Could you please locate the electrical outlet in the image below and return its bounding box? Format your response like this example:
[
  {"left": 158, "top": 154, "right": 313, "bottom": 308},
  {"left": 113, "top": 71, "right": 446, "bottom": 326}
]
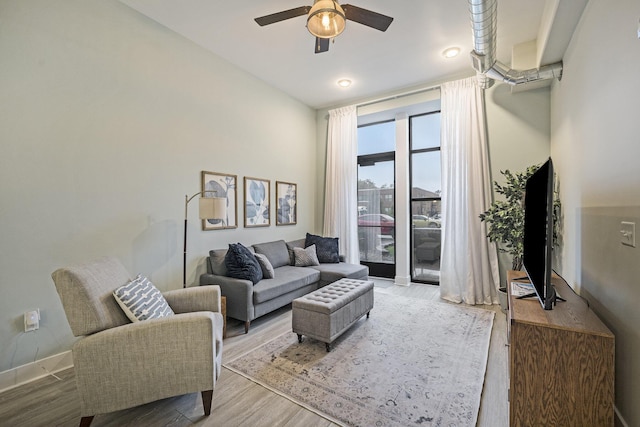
[
  {"left": 24, "top": 309, "right": 40, "bottom": 332},
  {"left": 621, "top": 221, "right": 636, "bottom": 247}
]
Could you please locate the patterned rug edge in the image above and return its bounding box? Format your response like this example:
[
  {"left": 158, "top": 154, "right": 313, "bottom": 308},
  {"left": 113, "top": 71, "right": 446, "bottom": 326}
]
[
  {"left": 471, "top": 312, "right": 494, "bottom": 426},
  {"left": 223, "top": 349, "right": 345, "bottom": 426}
]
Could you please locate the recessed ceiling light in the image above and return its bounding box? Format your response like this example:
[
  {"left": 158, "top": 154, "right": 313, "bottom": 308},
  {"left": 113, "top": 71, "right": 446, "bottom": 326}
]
[
  {"left": 337, "top": 79, "right": 352, "bottom": 88},
  {"left": 442, "top": 47, "right": 461, "bottom": 58}
]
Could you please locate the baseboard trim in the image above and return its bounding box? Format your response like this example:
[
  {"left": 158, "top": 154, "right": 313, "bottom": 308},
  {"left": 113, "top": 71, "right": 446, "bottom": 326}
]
[
  {"left": 394, "top": 275, "right": 411, "bottom": 286},
  {"left": 615, "top": 405, "right": 629, "bottom": 427},
  {"left": 0, "top": 351, "right": 73, "bottom": 393}
]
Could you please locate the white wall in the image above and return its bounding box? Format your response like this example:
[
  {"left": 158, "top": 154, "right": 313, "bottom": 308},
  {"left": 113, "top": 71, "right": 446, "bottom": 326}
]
[
  {"left": 0, "top": 0, "right": 317, "bottom": 376},
  {"left": 485, "top": 84, "right": 552, "bottom": 282},
  {"left": 550, "top": 0, "right": 640, "bottom": 424}
]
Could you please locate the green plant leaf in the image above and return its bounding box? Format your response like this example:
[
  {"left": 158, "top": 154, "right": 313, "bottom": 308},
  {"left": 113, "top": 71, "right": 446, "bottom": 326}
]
[{"left": 479, "top": 163, "right": 560, "bottom": 264}]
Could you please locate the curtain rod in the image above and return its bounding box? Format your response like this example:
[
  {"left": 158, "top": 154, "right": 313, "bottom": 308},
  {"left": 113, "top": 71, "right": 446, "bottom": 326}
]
[{"left": 356, "top": 85, "right": 441, "bottom": 109}]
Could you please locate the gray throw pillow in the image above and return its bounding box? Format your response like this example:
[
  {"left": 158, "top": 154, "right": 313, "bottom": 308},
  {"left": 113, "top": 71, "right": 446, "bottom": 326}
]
[
  {"left": 294, "top": 244, "right": 320, "bottom": 267},
  {"left": 305, "top": 233, "right": 340, "bottom": 263},
  {"left": 286, "top": 239, "right": 306, "bottom": 265},
  {"left": 254, "top": 253, "right": 275, "bottom": 279}
]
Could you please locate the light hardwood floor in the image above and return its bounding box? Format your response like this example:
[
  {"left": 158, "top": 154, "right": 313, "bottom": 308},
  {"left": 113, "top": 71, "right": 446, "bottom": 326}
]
[{"left": 0, "top": 280, "right": 508, "bottom": 427}]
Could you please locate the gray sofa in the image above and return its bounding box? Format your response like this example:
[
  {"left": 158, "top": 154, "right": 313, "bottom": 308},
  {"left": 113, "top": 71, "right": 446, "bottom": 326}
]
[{"left": 200, "top": 238, "right": 368, "bottom": 333}]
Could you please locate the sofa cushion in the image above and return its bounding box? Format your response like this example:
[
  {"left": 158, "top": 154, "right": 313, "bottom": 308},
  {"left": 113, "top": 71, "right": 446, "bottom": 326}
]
[
  {"left": 254, "top": 253, "right": 275, "bottom": 279},
  {"left": 305, "top": 233, "right": 340, "bottom": 263},
  {"left": 311, "top": 262, "right": 369, "bottom": 284},
  {"left": 253, "top": 240, "right": 290, "bottom": 269},
  {"left": 294, "top": 244, "right": 320, "bottom": 267},
  {"left": 286, "top": 239, "right": 306, "bottom": 265},
  {"left": 113, "top": 274, "right": 174, "bottom": 322},
  {"left": 208, "top": 249, "right": 229, "bottom": 276},
  {"left": 252, "top": 266, "right": 320, "bottom": 304},
  {"left": 225, "top": 243, "right": 263, "bottom": 284}
]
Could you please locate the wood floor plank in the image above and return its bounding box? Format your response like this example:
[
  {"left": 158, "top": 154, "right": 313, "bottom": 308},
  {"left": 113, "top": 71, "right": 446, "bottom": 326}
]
[{"left": 0, "top": 280, "right": 508, "bottom": 427}]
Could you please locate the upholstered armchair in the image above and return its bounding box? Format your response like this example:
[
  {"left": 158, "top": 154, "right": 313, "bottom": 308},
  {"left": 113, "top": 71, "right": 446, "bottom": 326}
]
[{"left": 52, "top": 257, "right": 223, "bottom": 427}]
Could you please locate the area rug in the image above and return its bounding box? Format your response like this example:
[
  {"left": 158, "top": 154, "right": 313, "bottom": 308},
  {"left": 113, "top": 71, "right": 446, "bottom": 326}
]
[{"left": 224, "top": 292, "right": 495, "bottom": 427}]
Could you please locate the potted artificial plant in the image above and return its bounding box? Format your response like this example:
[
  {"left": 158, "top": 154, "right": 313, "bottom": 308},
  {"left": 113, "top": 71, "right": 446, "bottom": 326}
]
[
  {"left": 479, "top": 164, "right": 560, "bottom": 310},
  {"left": 479, "top": 165, "right": 539, "bottom": 272}
]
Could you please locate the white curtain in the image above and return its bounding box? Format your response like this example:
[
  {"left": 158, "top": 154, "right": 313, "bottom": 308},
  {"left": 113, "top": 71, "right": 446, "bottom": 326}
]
[
  {"left": 440, "top": 77, "right": 499, "bottom": 305},
  {"left": 324, "top": 105, "right": 360, "bottom": 264}
]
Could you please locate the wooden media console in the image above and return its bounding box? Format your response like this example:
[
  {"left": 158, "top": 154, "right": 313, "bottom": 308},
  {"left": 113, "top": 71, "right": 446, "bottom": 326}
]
[{"left": 506, "top": 270, "right": 615, "bottom": 426}]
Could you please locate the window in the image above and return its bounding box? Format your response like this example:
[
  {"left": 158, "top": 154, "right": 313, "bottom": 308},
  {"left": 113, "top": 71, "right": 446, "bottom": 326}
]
[{"left": 410, "top": 112, "right": 442, "bottom": 283}]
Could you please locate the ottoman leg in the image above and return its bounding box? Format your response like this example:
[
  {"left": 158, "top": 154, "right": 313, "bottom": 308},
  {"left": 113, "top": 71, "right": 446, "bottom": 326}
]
[
  {"left": 366, "top": 311, "right": 370, "bottom": 319},
  {"left": 297, "top": 334, "right": 303, "bottom": 343},
  {"left": 325, "top": 343, "right": 331, "bottom": 352}
]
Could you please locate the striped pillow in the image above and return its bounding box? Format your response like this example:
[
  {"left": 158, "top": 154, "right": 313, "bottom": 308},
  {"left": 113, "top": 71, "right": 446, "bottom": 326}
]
[{"left": 113, "top": 275, "right": 174, "bottom": 322}]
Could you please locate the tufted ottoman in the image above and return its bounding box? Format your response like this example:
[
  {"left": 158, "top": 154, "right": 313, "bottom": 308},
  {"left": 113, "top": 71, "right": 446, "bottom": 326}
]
[{"left": 292, "top": 278, "right": 374, "bottom": 351}]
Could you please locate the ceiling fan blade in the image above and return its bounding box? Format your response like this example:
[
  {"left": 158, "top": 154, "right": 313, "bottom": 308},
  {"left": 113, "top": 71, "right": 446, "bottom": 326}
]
[
  {"left": 342, "top": 4, "right": 393, "bottom": 32},
  {"left": 255, "top": 6, "right": 310, "bottom": 26},
  {"left": 315, "top": 37, "right": 330, "bottom": 54}
]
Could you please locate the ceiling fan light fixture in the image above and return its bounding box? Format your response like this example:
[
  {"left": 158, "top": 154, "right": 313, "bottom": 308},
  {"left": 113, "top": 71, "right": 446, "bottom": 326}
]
[{"left": 307, "top": 0, "right": 346, "bottom": 39}]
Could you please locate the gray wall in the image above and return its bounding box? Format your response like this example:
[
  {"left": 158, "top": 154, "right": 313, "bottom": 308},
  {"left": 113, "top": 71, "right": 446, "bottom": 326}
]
[
  {"left": 0, "top": 0, "right": 317, "bottom": 374},
  {"left": 550, "top": 0, "right": 640, "bottom": 425}
]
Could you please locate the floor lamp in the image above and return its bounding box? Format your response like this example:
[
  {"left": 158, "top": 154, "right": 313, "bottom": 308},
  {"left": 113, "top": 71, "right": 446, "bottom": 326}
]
[{"left": 183, "top": 191, "right": 226, "bottom": 287}]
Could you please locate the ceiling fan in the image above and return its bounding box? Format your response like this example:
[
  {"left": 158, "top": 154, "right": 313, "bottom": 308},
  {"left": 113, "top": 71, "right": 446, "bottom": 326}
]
[{"left": 255, "top": 0, "right": 393, "bottom": 54}]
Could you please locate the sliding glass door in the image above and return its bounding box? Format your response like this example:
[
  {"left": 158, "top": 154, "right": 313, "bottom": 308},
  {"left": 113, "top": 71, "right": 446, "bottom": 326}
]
[
  {"left": 356, "top": 106, "right": 441, "bottom": 282},
  {"left": 357, "top": 121, "right": 395, "bottom": 278}
]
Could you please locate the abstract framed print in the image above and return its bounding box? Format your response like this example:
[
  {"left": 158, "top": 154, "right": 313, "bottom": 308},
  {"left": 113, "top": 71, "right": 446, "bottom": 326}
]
[
  {"left": 244, "top": 177, "right": 270, "bottom": 228},
  {"left": 276, "top": 181, "right": 297, "bottom": 226},
  {"left": 201, "top": 171, "right": 238, "bottom": 230}
]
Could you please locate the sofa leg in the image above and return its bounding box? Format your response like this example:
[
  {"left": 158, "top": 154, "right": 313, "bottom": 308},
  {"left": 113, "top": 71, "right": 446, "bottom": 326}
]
[
  {"left": 79, "top": 416, "right": 94, "bottom": 427},
  {"left": 244, "top": 321, "right": 250, "bottom": 334},
  {"left": 201, "top": 390, "right": 213, "bottom": 416}
]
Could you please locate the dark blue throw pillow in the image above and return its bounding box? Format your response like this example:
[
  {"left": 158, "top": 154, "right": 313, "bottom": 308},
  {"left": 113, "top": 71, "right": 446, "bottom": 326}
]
[
  {"left": 224, "top": 243, "right": 263, "bottom": 284},
  {"left": 305, "top": 233, "right": 340, "bottom": 264}
]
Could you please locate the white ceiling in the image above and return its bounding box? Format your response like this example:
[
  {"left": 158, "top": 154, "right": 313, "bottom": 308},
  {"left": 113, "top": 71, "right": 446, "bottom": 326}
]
[{"left": 119, "top": 0, "right": 585, "bottom": 109}]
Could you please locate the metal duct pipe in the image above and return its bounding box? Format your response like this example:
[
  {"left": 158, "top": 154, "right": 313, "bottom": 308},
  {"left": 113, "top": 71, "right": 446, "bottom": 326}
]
[
  {"left": 469, "top": 0, "right": 563, "bottom": 89},
  {"left": 485, "top": 61, "right": 563, "bottom": 85},
  {"left": 469, "top": 0, "right": 497, "bottom": 89}
]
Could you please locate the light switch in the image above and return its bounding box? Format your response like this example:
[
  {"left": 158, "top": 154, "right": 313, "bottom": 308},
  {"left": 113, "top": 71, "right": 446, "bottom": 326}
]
[{"left": 621, "top": 221, "right": 636, "bottom": 247}]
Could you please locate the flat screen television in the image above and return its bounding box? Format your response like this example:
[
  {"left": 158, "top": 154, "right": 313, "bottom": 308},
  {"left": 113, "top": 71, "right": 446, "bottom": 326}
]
[{"left": 521, "top": 158, "right": 559, "bottom": 310}]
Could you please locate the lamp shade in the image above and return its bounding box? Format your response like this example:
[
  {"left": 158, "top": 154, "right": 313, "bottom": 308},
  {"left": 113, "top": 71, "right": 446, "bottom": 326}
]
[
  {"left": 307, "top": 0, "right": 346, "bottom": 39},
  {"left": 198, "top": 197, "right": 226, "bottom": 220}
]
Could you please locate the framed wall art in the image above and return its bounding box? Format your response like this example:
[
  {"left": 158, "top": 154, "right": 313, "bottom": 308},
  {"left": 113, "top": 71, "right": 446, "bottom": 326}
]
[
  {"left": 276, "top": 181, "right": 297, "bottom": 226},
  {"left": 201, "top": 171, "right": 237, "bottom": 230},
  {"left": 244, "top": 177, "right": 270, "bottom": 227}
]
